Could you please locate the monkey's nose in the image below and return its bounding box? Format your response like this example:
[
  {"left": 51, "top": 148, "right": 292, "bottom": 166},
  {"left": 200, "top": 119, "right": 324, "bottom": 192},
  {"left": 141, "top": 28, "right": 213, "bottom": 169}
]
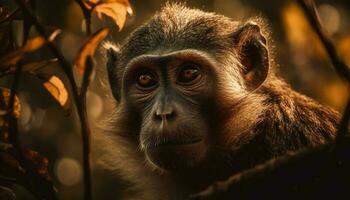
[{"left": 154, "top": 107, "right": 176, "bottom": 122}]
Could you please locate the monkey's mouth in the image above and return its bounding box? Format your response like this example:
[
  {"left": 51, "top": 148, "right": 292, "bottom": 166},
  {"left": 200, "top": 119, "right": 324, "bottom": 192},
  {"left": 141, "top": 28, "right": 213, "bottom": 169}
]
[
  {"left": 144, "top": 136, "right": 207, "bottom": 170},
  {"left": 148, "top": 137, "right": 203, "bottom": 149},
  {"left": 150, "top": 138, "right": 202, "bottom": 148}
]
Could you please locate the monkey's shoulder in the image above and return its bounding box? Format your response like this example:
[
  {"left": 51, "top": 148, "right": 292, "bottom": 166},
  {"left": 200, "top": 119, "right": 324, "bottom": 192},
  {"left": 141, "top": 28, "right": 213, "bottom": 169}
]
[{"left": 258, "top": 80, "right": 340, "bottom": 150}]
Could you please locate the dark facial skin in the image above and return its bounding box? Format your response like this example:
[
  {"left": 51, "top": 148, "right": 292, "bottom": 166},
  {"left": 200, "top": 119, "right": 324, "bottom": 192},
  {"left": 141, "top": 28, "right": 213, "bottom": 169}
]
[
  {"left": 107, "top": 20, "right": 270, "bottom": 172},
  {"left": 122, "top": 50, "right": 217, "bottom": 170},
  {"left": 106, "top": 9, "right": 271, "bottom": 173}
]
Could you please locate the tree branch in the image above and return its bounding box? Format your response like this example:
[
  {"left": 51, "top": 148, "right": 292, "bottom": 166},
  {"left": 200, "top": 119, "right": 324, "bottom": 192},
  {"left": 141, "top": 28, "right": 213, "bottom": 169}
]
[
  {"left": 12, "top": 0, "right": 93, "bottom": 200},
  {"left": 0, "top": 8, "right": 20, "bottom": 25},
  {"left": 296, "top": 0, "right": 350, "bottom": 142},
  {"left": 296, "top": 0, "right": 350, "bottom": 82},
  {"left": 74, "top": 0, "right": 92, "bottom": 35},
  {"left": 189, "top": 139, "right": 350, "bottom": 200}
]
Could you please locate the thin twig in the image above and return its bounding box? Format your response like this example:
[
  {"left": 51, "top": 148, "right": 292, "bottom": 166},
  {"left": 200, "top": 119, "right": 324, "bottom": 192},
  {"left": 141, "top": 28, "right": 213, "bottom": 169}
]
[
  {"left": 6, "top": 63, "right": 57, "bottom": 200},
  {"left": 74, "top": 0, "right": 92, "bottom": 35},
  {"left": 79, "top": 56, "right": 94, "bottom": 200},
  {"left": 80, "top": 57, "right": 93, "bottom": 97},
  {"left": 0, "top": 7, "right": 20, "bottom": 25},
  {"left": 296, "top": 0, "right": 350, "bottom": 141},
  {"left": 13, "top": 0, "right": 93, "bottom": 200},
  {"left": 6, "top": 54, "right": 57, "bottom": 200},
  {"left": 296, "top": 0, "right": 350, "bottom": 82},
  {"left": 336, "top": 98, "right": 350, "bottom": 143},
  {"left": 7, "top": 62, "right": 22, "bottom": 148}
]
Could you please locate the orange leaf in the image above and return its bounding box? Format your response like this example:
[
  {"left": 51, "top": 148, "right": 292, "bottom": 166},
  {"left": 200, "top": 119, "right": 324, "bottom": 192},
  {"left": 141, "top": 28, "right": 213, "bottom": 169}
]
[
  {"left": 39, "top": 75, "right": 69, "bottom": 108},
  {"left": 0, "top": 87, "right": 21, "bottom": 118},
  {"left": 86, "top": 0, "right": 132, "bottom": 31},
  {"left": 23, "top": 149, "right": 50, "bottom": 180},
  {"left": 0, "top": 30, "right": 60, "bottom": 72},
  {"left": 22, "top": 37, "right": 46, "bottom": 52},
  {"left": 75, "top": 28, "right": 109, "bottom": 75},
  {"left": 0, "top": 36, "right": 46, "bottom": 70}
]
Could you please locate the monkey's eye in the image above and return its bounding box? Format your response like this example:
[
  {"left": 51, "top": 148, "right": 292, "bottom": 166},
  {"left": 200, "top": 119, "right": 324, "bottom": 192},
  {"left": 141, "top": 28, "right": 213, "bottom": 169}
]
[
  {"left": 177, "top": 64, "right": 201, "bottom": 84},
  {"left": 136, "top": 71, "right": 158, "bottom": 89}
]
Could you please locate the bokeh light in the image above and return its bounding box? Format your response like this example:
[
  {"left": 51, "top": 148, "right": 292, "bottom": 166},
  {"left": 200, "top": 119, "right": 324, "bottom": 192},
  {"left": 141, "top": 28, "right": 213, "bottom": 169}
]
[
  {"left": 55, "top": 158, "right": 82, "bottom": 186},
  {"left": 87, "top": 91, "right": 104, "bottom": 120},
  {"left": 317, "top": 4, "right": 341, "bottom": 35}
]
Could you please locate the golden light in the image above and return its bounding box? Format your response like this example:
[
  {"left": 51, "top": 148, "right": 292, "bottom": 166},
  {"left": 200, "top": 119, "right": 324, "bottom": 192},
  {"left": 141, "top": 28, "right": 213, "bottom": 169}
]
[
  {"left": 87, "top": 91, "right": 104, "bottom": 120},
  {"left": 317, "top": 4, "right": 340, "bottom": 35},
  {"left": 55, "top": 158, "right": 82, "bottom": 186}
]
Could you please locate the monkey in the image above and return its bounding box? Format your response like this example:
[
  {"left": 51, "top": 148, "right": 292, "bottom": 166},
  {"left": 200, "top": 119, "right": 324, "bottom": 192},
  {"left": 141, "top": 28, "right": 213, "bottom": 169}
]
[{"left": 92, "top": 3, "right": 341, "bottom": 200}]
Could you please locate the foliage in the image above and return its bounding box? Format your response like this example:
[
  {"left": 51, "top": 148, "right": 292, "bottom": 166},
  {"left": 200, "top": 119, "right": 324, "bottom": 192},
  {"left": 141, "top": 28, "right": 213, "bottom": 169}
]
[{"left": 0, "top": 0, "right": 132, "bottom": 199}]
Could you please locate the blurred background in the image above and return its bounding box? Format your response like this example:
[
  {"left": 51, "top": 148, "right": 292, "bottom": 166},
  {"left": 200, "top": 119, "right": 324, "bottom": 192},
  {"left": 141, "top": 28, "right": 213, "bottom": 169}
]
[{"left": 1, "top": 0, "right": 350, "bottom": 199}]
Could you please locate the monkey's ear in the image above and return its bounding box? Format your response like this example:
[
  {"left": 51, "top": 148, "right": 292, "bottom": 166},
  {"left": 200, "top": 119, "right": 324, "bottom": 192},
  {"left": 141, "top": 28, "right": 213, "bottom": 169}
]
[
  {"left": 106, "top": 46, "right": 121, "bottom": 100},
  {"left": 233, "top": 21, "right": 269, "bottom": 91}
]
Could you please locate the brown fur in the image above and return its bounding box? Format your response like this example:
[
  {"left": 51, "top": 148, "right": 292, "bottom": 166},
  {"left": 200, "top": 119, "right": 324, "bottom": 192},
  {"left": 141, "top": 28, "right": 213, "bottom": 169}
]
[{"left": 92, "top": 3, "right": 340, "bottom": 200}]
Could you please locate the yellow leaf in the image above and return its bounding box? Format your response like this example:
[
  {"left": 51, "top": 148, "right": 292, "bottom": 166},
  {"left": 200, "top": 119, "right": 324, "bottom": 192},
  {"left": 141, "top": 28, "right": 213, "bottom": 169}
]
[
  {"left": 0, "top": 30, "right": 60, "bottom": 72},
  {"left": 75, "top": 28, "right": 109, "bottom": 75},
  {"left": 0, "top": 87, "right": 20, "bottom": 142},
  {"left": 23, "top": 149, "right": 51, "bottom": 180},
  {"left": 96, "top": 3, "right": 127, "bottom": 30},
  {"left": 0, "top": 87, "right": 21, "bottom": 118},
  {"left": 86, "top": 0, "right": 132, "bottom": 31},
  {"left": 22, "top": 37, "right": 46, "bottom": 52},
  {"left": 40, "top": 75, "right": 69, "bottom": 108},
  {"left": 0, "top": 36, "right": 46, "bottom": 70}
]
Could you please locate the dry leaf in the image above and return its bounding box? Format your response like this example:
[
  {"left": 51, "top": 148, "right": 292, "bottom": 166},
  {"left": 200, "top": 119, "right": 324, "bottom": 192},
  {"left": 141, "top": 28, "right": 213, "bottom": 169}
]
[
  {"left": 0, "top": 87, "right": 21, "bottom": 118},
  {"left": 0, "top": 58, "right": 58, "bottom": 77},
  {"left": 0, "top": 30, "right": 60, "bottom": 72},
  {"left": 23, "top": 149, "right": 50, "bottom": 180},
  {"left": 0, "top": 87, "right": 20, "bottom": 141},
  {"left": 22, "top": 37, "right": 46, "bottom": 52},
  {"left": 38, "top": 74, "right": 69, "bottom": 108},
  {"left": 75, "top": 28, "right": 109, "bottom": 75},
  {"left": 85, "top": 0, "right": 132, "bottom": 31},
  {"left": 0, "top": 36, "right": 46, "bottom": 70}
]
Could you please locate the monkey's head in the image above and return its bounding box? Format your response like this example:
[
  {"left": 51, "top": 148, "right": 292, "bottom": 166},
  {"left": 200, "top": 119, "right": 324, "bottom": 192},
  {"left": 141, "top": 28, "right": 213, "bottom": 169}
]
[{"left": 106, "top": 4, "right": 270, "bottom": 171}]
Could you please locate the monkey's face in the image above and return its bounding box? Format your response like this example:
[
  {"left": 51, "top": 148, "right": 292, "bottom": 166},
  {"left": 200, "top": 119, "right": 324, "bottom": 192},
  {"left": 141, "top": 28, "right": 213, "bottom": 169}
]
[
  {"left": 122, "top": 51, "right": 217, "bottom": 170},
  {"left": 106, "top": 8, "right": 270, "bottom": 171}
]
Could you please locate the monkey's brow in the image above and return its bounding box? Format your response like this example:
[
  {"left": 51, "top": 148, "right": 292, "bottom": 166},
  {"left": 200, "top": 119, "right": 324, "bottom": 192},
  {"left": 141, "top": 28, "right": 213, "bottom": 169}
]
[{"left": 124, "top": 49, "right": 217, "bottom": 72}]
